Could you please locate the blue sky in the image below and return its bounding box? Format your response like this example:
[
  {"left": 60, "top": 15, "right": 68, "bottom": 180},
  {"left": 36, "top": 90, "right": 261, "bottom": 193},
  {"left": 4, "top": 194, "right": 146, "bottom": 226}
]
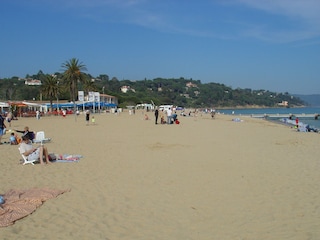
[{"left": 1, "top": 0, "right": 319, "bottom": 94}]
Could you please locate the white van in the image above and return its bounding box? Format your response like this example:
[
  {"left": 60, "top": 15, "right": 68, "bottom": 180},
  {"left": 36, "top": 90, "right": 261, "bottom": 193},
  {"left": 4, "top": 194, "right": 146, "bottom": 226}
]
[{"left": 158, "top": 105, "right": 173, "bottom": 112}]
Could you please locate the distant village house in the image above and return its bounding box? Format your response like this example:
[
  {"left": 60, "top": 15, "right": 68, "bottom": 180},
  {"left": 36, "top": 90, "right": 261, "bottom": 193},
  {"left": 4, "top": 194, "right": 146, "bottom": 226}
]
[{"left": 24, "top": 79, "right": 42, "bottom": 86}]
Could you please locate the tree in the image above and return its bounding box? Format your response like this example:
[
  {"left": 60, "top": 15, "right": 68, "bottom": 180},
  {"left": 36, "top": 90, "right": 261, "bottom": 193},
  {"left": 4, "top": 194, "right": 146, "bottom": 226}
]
[
  {"left": 61, "top": 58, "right": 87, "bottom": 104},
  {"left": 82, "top": 78, "right": 97, "bottom": 95},
  {"left": 41, "top": 74, "right": 59, "bottom": 111},
  {"left": 98, "top": 74, "right": 109, "bottom": 81}
]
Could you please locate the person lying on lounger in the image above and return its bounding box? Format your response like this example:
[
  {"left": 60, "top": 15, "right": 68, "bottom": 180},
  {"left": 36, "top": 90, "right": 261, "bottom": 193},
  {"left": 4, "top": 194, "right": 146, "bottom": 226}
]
[{"left": 19, "top": 135, "right": 51, "bottom": 164}]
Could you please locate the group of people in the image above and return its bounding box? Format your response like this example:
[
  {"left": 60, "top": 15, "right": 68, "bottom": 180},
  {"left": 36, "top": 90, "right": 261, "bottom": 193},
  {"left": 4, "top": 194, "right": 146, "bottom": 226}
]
[
  {"left": 85, "top": 110, "right": 96, "bottom": 125},
  {"left": 0, "top": 117, "right": 51, "bottom": 164},
  {"left": 19, "top": 133, "right": 51, "bottom": 164},
  {"left": 16, "top": 126, "right": 51, "bottom": 164},
  {"left": 154, "top": 108, "right": 180, "bottom": 125}
]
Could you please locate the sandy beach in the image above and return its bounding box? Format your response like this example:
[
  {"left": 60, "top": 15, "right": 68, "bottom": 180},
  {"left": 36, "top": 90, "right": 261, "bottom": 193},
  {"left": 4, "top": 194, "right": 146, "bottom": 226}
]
[{"left": 1, "top": 110, "right": 320, "bottom": 240}]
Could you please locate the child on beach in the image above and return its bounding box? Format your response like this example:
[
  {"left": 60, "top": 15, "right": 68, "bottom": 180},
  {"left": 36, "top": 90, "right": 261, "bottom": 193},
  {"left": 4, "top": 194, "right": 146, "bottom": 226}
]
[
  {"left": 92, "top": 116, "right": 95, "bottom": 125},
  {"left": 160, "top": 116, "right": 166, "bottom": 124},
  {"left": 10, "top": 132, "right": 18, "bottom": 145}
]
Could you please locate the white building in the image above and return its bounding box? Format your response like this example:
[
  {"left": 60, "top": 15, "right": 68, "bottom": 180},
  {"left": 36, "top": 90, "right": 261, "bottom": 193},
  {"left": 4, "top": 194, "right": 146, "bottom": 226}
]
[{"left": 25, "top": 79, "right": 42, "bottom": 86}]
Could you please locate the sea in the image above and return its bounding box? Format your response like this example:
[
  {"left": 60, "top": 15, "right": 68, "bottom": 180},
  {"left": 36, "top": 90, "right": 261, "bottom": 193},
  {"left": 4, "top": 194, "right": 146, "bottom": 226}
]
[{"left": 216, "top": 107, "right": 320, "bottom": 130}]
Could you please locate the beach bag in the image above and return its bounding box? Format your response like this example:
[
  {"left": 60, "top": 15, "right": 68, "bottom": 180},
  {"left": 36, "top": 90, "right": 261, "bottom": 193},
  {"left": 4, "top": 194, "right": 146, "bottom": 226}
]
[{"left": 48, "top": 153, "right": 57, "bottom": 161}]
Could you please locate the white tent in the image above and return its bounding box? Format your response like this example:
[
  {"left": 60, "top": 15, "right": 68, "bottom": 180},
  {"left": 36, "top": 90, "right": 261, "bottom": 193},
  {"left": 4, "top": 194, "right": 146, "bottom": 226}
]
[
  {"left": 22, "top": 101, "right": 48, "bottom": 112},
  {"left": 0, "top": 102, "right": 9, "bottom": 113}
]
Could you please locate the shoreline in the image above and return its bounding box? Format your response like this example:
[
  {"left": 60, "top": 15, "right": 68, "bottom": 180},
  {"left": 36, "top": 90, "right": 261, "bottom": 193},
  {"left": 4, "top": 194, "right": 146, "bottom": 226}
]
[{"left": 215, "top": 105, "right": 307, "bottom": 110}]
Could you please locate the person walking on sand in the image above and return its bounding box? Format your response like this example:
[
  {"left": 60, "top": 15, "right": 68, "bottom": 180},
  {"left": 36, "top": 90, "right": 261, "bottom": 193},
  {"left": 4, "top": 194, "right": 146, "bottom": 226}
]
[
  {"left": 6, "top": 111, "right": 13, "bottom": 127},
  {"left": 154, "top": 108, "right": 159, "bottom": 124},
  {"left": 36, "top": 110, "right": 40, "bottom": 120},
  {"left": 0, "top": 115, "right": 7, "bottom": 144},
  {"left": 295, "top": 117, "right": 299, "bottom": 129},
  {"left": 85, "top": 110, "right": 90, "bottom": 125}
]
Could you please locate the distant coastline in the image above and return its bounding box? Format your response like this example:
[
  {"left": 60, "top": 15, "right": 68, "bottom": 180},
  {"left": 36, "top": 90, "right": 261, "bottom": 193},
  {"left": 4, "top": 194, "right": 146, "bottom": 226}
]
[
  {"left": 216, "top": 106, "right": 320, "bottom": 129},
  {"left": 216, "top": 105, "right": 306, "bottom": 110}
]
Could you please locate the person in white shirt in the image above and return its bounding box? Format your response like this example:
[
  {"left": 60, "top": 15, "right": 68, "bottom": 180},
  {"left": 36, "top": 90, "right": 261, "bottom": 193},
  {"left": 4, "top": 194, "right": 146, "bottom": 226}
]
[
  {"left": 19, "top": 135, "right": 51, "bottom": 164},
  {"left": 36, "top": 110, "right": 40, "bottom": 120},
  {"left": 166, "top": 108, "right": 172, "bottom": 124}
]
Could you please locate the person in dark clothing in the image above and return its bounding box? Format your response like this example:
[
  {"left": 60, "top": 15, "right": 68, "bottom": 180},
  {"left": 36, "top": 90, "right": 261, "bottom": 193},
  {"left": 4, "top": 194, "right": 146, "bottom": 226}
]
[
  {"left": 0, "top": 115, "right": 7, "bottom": 144},
  {"left": 171, "top": 112, "right": 178, "bottom": 122},
  {"left": 15, "top": 126, "right": 35, "bottom": 142},
  {"left": 306, "top": 125, "right": 318, "bottom": 133},
  {"left": 154, "top": 108, "right": 159, "bottom": 124},
  {"left": 85, "top": 110, "right": 90, "bottom": 125}
]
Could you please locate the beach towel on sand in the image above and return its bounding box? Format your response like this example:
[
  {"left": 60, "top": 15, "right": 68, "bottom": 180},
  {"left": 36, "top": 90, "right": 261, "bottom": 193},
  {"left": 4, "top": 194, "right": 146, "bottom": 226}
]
[
  {"left": 0, "top": 188, "right": 70, "bottom": 227},
  {"left": 49, "top": 154, "right": 83, "bottom": 162}
]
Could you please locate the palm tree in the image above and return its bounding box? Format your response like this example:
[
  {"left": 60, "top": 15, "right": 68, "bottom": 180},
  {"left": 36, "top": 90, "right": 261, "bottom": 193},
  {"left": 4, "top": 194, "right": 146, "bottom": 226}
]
[
  {"left": 41, "top": 74, "right": 59, "bottom": 112},
  {"left": 83, "top": 78, "right": 97, "bottom": 95},
  {"left": 61, "top": 58, "right": 87, "bottom": 104}
]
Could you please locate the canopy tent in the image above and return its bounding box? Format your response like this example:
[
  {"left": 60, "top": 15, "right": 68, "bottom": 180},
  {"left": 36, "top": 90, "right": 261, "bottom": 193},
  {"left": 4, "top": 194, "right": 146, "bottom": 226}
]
[
  {"left": 45, "top": 101, "right": 117, "bottom": 109},
  {"left": 83, "top": 102, "right": 117, "bottom": 107},
  {"left": 8, "top": 101, "right": 27, "bottom": 107},
  {"left": 104, "top": 103, "right": 117, "bottom": 107},
  {"left": 47, "top": 103, "right": 75, "bottom": 109},
  {"left": 77, "top": 102, "right": 117, "bottom": 108},
  {"left": 6, "top": 101, "right": 47, "bottom": 117},
  {"left": 0, "top": 102, "right": 9, "bottom": 113},
  {"left": 8, "top": 101, "right": 45, "bottom": 108},
  {"left": 75, "top": 101, "right": 117, "bottom": 107},
  {"left": 0, "top": 102, "right": 10, "bottom": 108}
]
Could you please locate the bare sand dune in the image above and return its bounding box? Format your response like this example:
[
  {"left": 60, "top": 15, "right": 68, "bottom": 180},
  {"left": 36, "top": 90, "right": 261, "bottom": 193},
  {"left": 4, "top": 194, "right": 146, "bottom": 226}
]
[{"left": 1, "top": 110, "right": 320, "bottom": 239}]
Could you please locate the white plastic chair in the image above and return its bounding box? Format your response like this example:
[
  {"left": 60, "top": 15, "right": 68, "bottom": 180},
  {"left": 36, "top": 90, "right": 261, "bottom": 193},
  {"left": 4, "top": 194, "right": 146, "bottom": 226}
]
[
  {"left": 33, "top": 131, "right": 51, "bottom": 144},
  {"left": 18, "top": 148, "right": 37, "bottom": 165}
]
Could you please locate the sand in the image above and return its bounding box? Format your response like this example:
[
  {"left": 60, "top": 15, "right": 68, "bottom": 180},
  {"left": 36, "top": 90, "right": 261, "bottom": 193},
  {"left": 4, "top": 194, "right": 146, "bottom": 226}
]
[{"left": 1, "top": 110, "right": 320, "bottom": 240}]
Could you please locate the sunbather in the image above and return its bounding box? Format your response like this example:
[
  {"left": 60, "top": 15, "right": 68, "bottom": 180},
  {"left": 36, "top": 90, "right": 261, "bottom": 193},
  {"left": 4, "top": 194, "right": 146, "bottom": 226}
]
[{"left": 19, "top": 135, "right": 50, "bottom": 164}]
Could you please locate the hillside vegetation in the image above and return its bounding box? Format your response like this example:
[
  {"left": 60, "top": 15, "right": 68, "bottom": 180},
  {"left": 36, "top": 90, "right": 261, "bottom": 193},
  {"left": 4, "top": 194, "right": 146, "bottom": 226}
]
[{"left": 0, "top": 71, "right": 305, "bottom": 108}]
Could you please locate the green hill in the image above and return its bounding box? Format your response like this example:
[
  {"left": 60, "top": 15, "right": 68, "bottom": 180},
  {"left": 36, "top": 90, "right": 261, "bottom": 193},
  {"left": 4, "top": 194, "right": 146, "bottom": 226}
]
[{"left": 0, "top": 74, "right": 305, "bottom": 108}]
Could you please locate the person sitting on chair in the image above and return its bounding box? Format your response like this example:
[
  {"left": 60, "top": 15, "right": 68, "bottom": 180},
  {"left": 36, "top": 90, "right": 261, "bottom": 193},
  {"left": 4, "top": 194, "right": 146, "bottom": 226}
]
[{"left": 19, "top": 135, "right": 51, "bottom": 164}]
